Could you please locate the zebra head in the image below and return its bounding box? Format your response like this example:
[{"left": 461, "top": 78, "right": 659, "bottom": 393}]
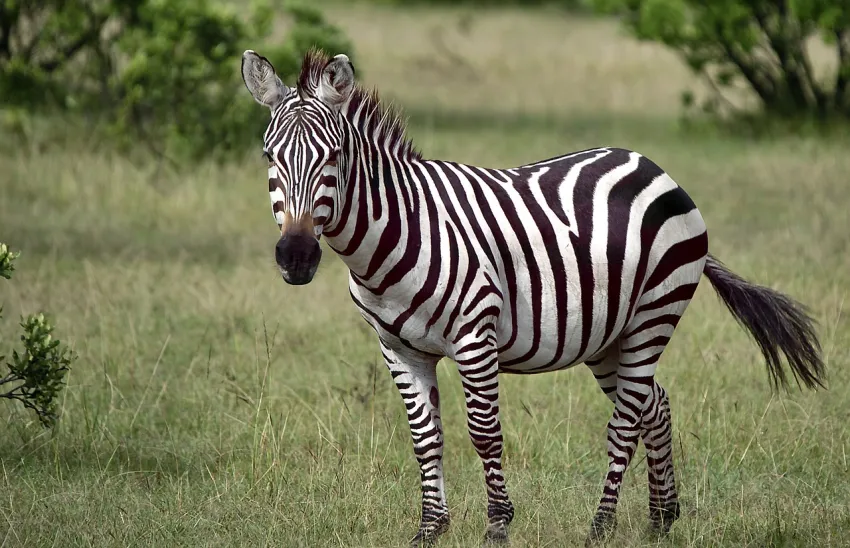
[{"left": 241, "top": 49, "right": 356, "bottom": 285}]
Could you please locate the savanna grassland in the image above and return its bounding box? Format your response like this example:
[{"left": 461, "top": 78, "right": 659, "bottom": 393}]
[{"left": 2, "top": 4, "right": 850, "bottom": 547}]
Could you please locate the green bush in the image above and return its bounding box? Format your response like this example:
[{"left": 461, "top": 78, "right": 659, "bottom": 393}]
[
  {"left": 0, "top": 0, "right": 353, "bottom": 159},
  {"left": 0, "top": 244, "right": 74, "bottom": 428},
  {"left": 596, "top": 0, "right": 850, "bottom": 121},
  {"left": 366, "top": 0, "right": 589, "bottom": 9}
]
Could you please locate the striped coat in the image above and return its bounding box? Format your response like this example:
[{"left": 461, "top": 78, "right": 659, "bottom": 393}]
[{"left": 241, "top": 49, "right": 825, "bottom": 546}]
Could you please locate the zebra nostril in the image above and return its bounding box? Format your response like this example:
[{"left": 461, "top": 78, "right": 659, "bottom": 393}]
[
  {"left": 275, "top": 236, "right": 291, "bottom": 266},
  {"left": 305, "top": 238, "right": 322, "bottom": 269}
]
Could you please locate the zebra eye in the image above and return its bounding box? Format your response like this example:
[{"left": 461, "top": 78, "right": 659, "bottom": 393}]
[{"left": 262, "top": 150, "right": 273, "bottom": 163}]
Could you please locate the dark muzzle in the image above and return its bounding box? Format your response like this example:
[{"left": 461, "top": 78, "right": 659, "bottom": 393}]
[{"left": 275, "top": 232, "right": 322, "bottom": 285}]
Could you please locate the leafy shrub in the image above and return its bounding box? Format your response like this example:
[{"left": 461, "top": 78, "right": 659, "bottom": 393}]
[
  {"left": 366, "top": 0, "right": 589, "bottom": 9},
  {"left": 595, "top": 0, "right": 850, "bottom": 121},
  {"left": 0, "top": 0, "right": 353, "bottom": 159},
  {"left": 0, "top": 244, "right": 74, "bottom": 428},
  {"left": 0, "top": 245, "right": 17, "bottom": 281}
]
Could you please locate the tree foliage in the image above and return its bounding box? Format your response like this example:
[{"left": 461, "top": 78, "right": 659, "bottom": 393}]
[
  {"left": 596, "top": 0, "right": 850, "bottom": 120},
  {"left": 0, "top": 244, "right": 74, "bottom": 428},
  {"left": 0, "top": 0, "right": 353, "bottom": 159},
  {"left": 368, "top": 0, "right": 587, "bottom": 6}
]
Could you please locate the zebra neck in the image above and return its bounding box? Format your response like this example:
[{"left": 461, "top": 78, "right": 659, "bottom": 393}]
[{"left": 323, "top": 140, "right": 416, "bottom": 284}]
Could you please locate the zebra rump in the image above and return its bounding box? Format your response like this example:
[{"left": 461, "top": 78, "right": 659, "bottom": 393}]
[{"left": 703, "top": 253, "right": 826, "bottom": 390}]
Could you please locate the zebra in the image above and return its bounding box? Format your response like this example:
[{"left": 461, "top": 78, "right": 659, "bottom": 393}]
[{"left": 240, "top": 48, "right": 826, "bottom": 546}]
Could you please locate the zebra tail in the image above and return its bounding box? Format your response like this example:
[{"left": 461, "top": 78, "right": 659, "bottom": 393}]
[{"left": 702, "top": 253, "right": 826, "bottom": 391}]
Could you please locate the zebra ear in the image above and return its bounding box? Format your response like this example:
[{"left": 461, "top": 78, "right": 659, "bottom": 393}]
[
  {"left": 242, "top": 50, "right": 287, "bottom": 109},
  {"left": 317, "top": 54, "right": 355, "bottom": 111}
]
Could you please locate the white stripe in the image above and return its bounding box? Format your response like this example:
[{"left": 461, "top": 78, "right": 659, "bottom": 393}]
[{"left": 269, "top": 187, "right": 285, "bottom": 203}]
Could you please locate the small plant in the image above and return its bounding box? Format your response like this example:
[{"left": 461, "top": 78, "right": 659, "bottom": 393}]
[
  {"left": 0, "top": 243, "right": 19, "bottom": 280},
  {"left": 0, "top": 243, "right": 74, "bottom": 428}
]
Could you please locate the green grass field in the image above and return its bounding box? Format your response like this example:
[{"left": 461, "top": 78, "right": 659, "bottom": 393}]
[{"left": 2, "top": 5, "right": 849, "bottom": 547}]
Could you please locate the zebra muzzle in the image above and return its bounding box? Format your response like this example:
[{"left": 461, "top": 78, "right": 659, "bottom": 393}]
[{"left": 274, "top": 231, "right": 322, "bottom": 285}]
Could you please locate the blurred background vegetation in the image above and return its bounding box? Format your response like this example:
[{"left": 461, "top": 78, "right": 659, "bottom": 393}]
[
  {"left": 0, "top": 0, "right": 353, "bottom": 160},
  {"left": 1, "top": 0, "right": 848, "bottom": 162}
]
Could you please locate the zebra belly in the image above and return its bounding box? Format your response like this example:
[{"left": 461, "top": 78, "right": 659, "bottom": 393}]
[{"left": 492, "top": 258, "right": 633, "bottom": 374}]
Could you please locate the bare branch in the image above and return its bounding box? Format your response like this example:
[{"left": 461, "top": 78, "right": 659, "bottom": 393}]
[
  {"left": 0, "top": 373, "right": 20, "bottom": 386},
  {"left": 783, "top": 8, "right": 828, "bottom": 114},
  {"left": 0, "top": 2, "right": 15, "bottom": 61},
  {"left": 795, "top": 45, "right": 827, "bottom": 114},
  {"left": 751, "top": 3, "right": 814, "bottom": 112},
  {"left": 701, "top": 69, "right": 743, "bottom": 116},
  {"left": 837, "top": 30, "right": 850, "bottom": 111},
  {"left": 718, "top": 38, "right": 776, "bottom": 108},
  {"left": 0, "top": 386, "right": 23, "bottom": 398},
  {"left": 39, "top": 14, "right": 106, "bottom": 73},
  {"left": 130, "top": 105, "right": 181, "bottom": 171}
]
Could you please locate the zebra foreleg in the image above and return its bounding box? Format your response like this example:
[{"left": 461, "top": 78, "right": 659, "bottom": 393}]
[
  {"left": 454, "top": 337, "right": 514, "bottom": 545},
  {"left": 380, "top": 341, "right": 450, "bottom": 546}
]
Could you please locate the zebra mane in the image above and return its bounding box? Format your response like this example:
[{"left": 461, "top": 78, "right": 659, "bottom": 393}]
[{"left": 296, "top": 49, "right": 422, "bottom": 161}]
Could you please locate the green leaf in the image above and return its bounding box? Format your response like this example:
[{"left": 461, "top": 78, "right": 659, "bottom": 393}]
[
  {"left": 0, "top": 243, "right": 20, "bottom": 280},
  {"left": 716, "top": 69, "right": 736, "bottom": 86}
]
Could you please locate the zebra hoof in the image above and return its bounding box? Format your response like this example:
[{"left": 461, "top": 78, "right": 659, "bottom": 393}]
[
  {"left": 649, "top": 500, "right": 680, "bottom": 534},
  {"left": 482, "top": 520, "right": 509, "bottom": 545},
  {"left": 585, "top": 511, "right": 616, "bottom": 546},
  {"left": 409, "top": 514, "right": 450, "bottom": 547}
]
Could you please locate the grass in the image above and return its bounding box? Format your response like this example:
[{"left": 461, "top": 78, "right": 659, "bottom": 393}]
[{"left": 2, "top": 4, "right": 850, "bottom": 547}]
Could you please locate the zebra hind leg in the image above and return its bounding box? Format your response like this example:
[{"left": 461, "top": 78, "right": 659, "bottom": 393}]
[
  {"left": 585, "top": 347, "right": 619, "bottom": 405},
  {"left": 583, "top": 347, "right": 621, "bottom": 542},
  {"left": 585, "top": 230, "right": 702, "bottom": 545},
  {"left": 642, "top": 381, "right": 680, "bottom": 534},
  {"left": 586, "top": 315, "right": 686, "bottom": 544}
]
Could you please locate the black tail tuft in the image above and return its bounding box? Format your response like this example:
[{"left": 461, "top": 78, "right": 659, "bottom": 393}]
[{"left": 703, "top": 254, "right": 826, "bottom": 391}]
